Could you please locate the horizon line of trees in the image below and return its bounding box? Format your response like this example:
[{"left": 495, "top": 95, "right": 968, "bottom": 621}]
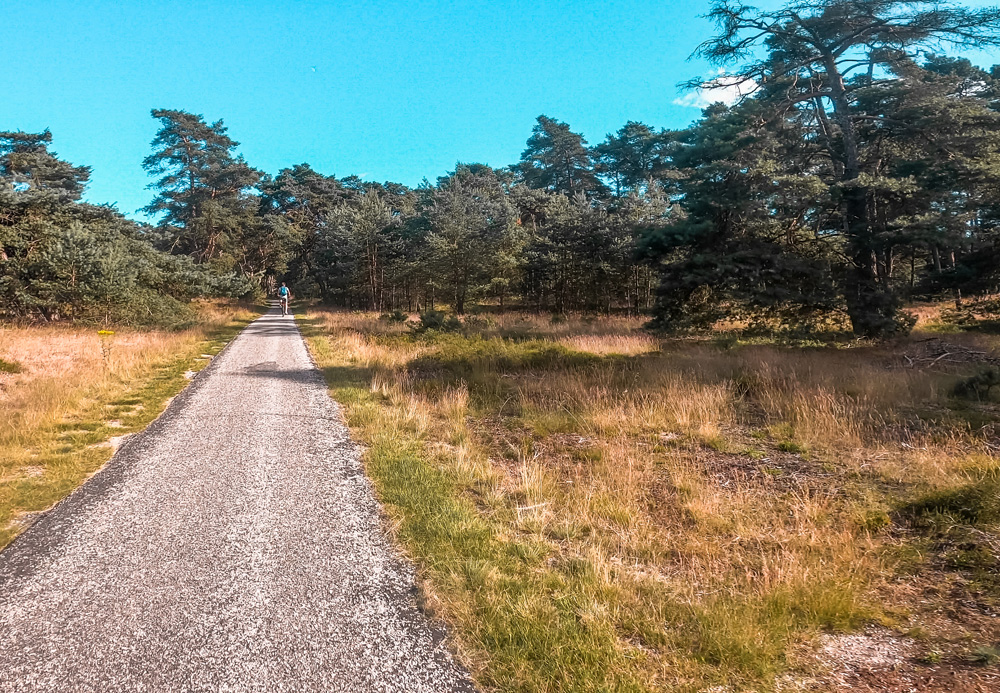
[{"left": 4, "top": 1, "right": 1000, "bottom": 338}]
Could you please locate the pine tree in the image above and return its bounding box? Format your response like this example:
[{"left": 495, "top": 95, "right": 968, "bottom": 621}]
[
  {"left": 592, "top": 122, "right": 678, "bottom": 196},
  {"left": 642, "top": 101, "right": 841, "bottom": 331},
  {"left": 0, "top": 130, "right": 90, "bottom": 208},
  {"left": 519, "top": 116, "right": 606, "bottom": 198},
  {"left": 260, "top": 164, "right": 353, "bottom": 300},
  {"left": 143, "top": 109, "right": 260, "bottom": 264},
  {"left": 692, "top": 0, "right": 1000, "bottom": 336},
  {"left": 426, "top": 164, "right": 520, "bottom": 314},
  {"left": 1, "top": 130, "right": 243, "bottom": 324}
]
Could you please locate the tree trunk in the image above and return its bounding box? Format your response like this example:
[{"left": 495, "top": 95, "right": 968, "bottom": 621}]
[
  {"left": 367, "top": 243, "right": 379, "bottom": 311},
  {"left": 824, "top": 53, "right": 898, "bottom": 337}
]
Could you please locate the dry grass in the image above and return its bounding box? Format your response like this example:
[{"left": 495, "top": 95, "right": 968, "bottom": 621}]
[
  {"left": 558, "top": 333, "right": 660, "bottom": 355},
  {"left": 0, "top": 300, "right": 258, "bottom": 546},
  {"left": 303, "top": 309, "right": 1000, "bottom": 692}
]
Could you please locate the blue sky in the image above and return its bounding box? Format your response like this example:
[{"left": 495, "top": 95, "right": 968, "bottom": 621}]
[{"left": 4, "top": 1, "right": 999, "bottom": 219}]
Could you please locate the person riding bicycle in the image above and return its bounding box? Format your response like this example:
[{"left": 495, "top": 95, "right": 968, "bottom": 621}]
[{"left": 278, "top": 283, "right": 290, "bottom": 315}]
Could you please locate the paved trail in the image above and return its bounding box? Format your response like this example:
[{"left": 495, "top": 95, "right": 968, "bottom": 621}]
[{"left": 0, "top": 308, "right": 474, "bottom": 693}]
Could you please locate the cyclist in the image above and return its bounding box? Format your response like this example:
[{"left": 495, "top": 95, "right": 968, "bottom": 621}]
[{"left": 278, "top": 282, "right": 291, "bottom": 315}]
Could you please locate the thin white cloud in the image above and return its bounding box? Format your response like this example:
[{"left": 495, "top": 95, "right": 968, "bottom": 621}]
[{"left": 674, "top": 70, "right": 759, "bottom": 108}]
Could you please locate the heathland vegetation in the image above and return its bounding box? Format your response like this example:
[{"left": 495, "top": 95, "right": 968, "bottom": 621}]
[
  {"left": 3, "top": 1, "right": 1000, "bottom": 690},
  {"left": 303, "top": 309, "right": 1000, "bottom": 691}
]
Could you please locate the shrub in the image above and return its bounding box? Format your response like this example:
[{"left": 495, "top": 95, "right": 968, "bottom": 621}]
[
  {"left": 462, "top": 315, "right": 494, "bottom": 331},
  {"left": 939, "top": 307, "right": 980, "bottom": 328},
  {"left": 380, "top": 310, "right": 408, "bottom": 323},
  {"left": 777, "top": 440, "right": 807, "bottom": 454},
  {"left": 0, "top": 214, "right": 252, "bottom": 328},
  {"left": 414, "top": 309, "right": 462, "bottom": 332},
  {"left": 952, "top": 367, "right": 1000, "bottom": 401},
  {"left": 968, "top": 645, "right": 1000, "bottom": 666}
]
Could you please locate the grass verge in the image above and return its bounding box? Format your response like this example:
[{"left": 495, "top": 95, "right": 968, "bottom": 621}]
[{"left": 303, "top": 320, "right": 650, "bottom": 691}]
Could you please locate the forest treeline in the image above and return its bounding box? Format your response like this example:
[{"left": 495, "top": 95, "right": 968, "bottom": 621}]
[{"left": 4, "top": 0, "right": 1000, "bottom": 336}]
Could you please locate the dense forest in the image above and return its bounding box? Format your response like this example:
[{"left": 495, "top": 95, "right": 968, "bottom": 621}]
[{"left": 3, "top": 0, "right": 1000, "bottom": 337}]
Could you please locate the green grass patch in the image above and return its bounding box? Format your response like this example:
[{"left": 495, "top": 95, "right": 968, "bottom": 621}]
[
  {"left": 898, "top": 470, "right": 1000, "bottom": 527},
  {"left": 0, "top": 357, "right": 23, "bottom": 374}
]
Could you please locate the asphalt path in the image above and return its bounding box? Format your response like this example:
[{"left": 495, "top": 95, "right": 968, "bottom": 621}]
[{"left": 0, "top": 307, "right": 474, "bottom": 693}]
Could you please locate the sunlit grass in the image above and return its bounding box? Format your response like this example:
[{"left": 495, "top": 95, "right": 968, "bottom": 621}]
[{"left": 303, "top": 308, "right": 1000, "bottom": 691}]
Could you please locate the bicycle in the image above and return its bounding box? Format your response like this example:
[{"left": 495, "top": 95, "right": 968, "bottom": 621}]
[{"left": 279, "top": 297, "right": 289, "bottom": 316}]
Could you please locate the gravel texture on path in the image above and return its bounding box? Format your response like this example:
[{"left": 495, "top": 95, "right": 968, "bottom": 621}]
[{"left": 0, "top": 307, "right": 475, "bottom": 693}]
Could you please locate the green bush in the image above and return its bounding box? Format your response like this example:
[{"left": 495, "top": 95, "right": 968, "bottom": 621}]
[
  {"left": 0, "top": 215, "right": 251, "bottom": 328},
  {"left": 414, "top": 309, "right": 462, "bottom": 332},
  {"left": 461, "top": 315, "right": 495, "bottom": 331},
  {"left": 939, "top": 306, "right": 980, "bottom": 328}
]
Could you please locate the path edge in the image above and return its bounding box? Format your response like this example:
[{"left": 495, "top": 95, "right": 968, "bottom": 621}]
[{"left": 0, "top": 317, "right": 252, "bottom": 586}]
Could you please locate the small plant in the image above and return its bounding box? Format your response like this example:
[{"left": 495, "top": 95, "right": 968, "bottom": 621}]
[
  {"left": 0, "top": 358, "right": 23, "bottom": 374},
  {"left": 97, "top": 330, "right": 115, "bottom": 371},
  {"left": 918, "top": 649, "right": 943, "bottom": 665},
  {"left": 859, "top": 509, "right": 892, "bottom": 533},
  {"left": 967, "top": 644, "right": 1000, "bottom": 666},
  {"left": 572, "top": 447, "right": 604, "bottom": 463},
  {"left": 702, "top": 435, "right": 728, "bottom": 452},
  {"left": 778, "top": 440, "right": 807, "bottom": 454}
]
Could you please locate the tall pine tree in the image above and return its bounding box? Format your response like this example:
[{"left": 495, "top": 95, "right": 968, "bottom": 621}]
[{"left": 143, "top": 109, "right": 260, "bottom": 265}]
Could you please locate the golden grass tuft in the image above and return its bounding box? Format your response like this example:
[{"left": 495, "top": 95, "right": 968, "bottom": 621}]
[{"left": 558, "top": 333, "right": 660, "bottom": 356}]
